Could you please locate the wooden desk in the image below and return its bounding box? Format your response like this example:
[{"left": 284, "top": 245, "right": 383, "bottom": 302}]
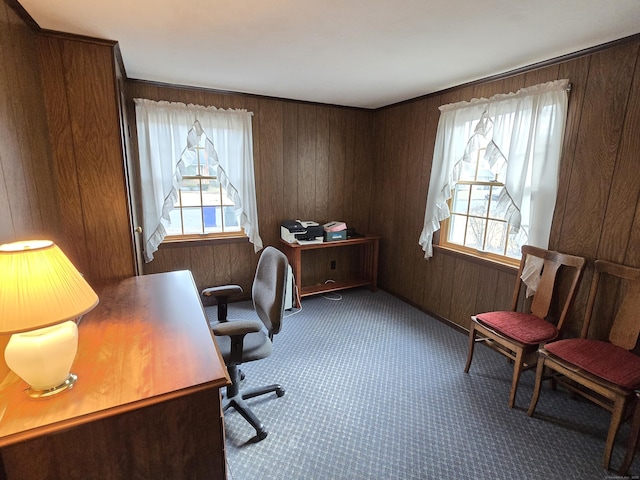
[
  {"left": 0, "top": 270, "right": 230, "bottom": 480},
  {"left": 280, "top": 235, "right": 380, "bottom": 303}
]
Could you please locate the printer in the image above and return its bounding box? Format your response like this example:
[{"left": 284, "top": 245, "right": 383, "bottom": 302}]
[{"left": 281, "top": 220, "right": 324, "bottom": 243}]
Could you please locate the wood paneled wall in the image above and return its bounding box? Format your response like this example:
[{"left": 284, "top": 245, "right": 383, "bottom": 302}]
[
  {"left": 37, "top": 33, "right": 136, "bottom": 285},
  {"left": 0, "top": 3, "right": 60, "bottom": 244},
  {"left": 372, "top": 36, "right": 640, "bottom": 337},
  {"left": 4, "top": 0, "right": 640, "bottom": 340},
  {"left": 125, "top": 82, "right": 375, "bottom": 294},
  {"left": 0, "top": 2, "right": 61, "bottom": 378}
]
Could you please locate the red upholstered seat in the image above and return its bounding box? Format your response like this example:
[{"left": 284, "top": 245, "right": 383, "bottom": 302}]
[
  {"left": 545, "top": 339, "right": 640, "bottom": 390},
  {"left": 476, "top": 311, "right": 559, "bottom": 345},
  {"left": 527, "top": 260, "right": 640, "bottom": 470},
  {"left": 465, "top": 246, "right": 586, "bottom": 409}
]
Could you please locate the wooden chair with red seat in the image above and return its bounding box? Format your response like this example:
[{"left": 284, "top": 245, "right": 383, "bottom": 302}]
[
  {"left": 527, "top": 259, "right": 640, "bottom": 470},
  {"left": 464, "top": 245, "right": 586, "bottom": 408}
]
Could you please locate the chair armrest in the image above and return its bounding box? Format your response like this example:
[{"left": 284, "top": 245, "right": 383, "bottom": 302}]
[
  {"left": 211, "top": 319, "right": 262, "bottom": 337},
  {"left": 202, "top": 285, "right": 244, "bottom": 322},
  {"left": 202, "top": 285, "right": 243, "bottom": 299},
  {"left": 212, "top": 319, "right": 262, "bottom": 364}
]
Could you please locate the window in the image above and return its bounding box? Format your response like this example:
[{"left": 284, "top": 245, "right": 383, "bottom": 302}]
[
  {"left": 419, "top": 80, "right": 570, "bottom": 263},
  {"left": 165, "top": 134, "right": 241, "bottom": 238},
  {"left": 441, "top": 146, "right": 525, "bottom": 264},
  {"left": 134, "top": 99, "right": 263, "bottom": 263}
]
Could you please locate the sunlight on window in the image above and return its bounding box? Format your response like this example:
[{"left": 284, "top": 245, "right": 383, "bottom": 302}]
[
  {"left": 443, "top": 146, "right": 526, "bottom": 262},
  {"left": 165, "top": 133, "right": 241, "bottom": 238}
]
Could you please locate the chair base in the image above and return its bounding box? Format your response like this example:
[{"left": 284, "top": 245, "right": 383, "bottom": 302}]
[
  {"left": 465, "top": 319, "right": 538, "bottom": 409},
  {"left": 223, "top": 365, "right": 285, "bottom": 441},
  {"left": 527, "top": 352, "right": 634, "bottom": 470}
]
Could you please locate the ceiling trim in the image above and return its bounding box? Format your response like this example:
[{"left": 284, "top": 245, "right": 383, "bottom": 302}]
[
  {"left": 5, "top": 0, "right": 39, "bottom": 30},
  {"left": 7, "top": 0, "right": 640, "bottom": 111},
  {"left": 380, "top": 31, "right": 640, "bottom": 111},
  {"left": 129, "top": 31, "right": 640, "bottom": 112},
  {"left": 126, "top": 78, "right": 373, "bottom": 112}
]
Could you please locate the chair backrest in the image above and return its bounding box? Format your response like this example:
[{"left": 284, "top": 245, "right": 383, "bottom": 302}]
[
  {"left": 582, "top": 259, "right": 640, "bottom": 350},
  {"left": 512, "top": 245, "right": 586, "bottom": 332},
  {"left": 252, "top": 246, "right": 289, "bottom": 337}
]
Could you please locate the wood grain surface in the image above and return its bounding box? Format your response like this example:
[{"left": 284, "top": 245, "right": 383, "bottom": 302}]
[
  {"left": 2, "top": 5, "right": 640, "bottom": 340},
  {"left": 0, "top": 270, "right": 228, "bottom": 447}
]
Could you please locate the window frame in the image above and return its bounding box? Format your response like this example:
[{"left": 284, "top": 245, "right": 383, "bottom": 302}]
[
  {"left": 163, "top": 131, "right": 244, "bottom": 242},
  {"left": 439, "top": 218, "right": 521, "bottom": 268},
  {"left": 133, "top": 98, "right": 262, "bottom": 263},
  {"left": 418, "top": 80, "right": 570, "bottom": 263},
  {"left": 439, "top": 147, "right": 521, "bottom": 267}
]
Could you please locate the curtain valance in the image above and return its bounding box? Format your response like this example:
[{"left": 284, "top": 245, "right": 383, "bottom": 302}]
[
  {"left": 135, "top": 99, "right": 262, "bottom": 262},
  {"left": 419, "top": 79, "right": 570, "bottom": 259}
]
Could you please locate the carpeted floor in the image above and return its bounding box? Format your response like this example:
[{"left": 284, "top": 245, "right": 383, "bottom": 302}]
[{"left": 205, "top": 288, "right": 638, "bottom": 480}]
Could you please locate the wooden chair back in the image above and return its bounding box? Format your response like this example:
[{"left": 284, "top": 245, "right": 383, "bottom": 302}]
[
  {"left": 512, "top": 245, "right": 585, "bottom": 332},
  {"left": 582, "top": 259, "right": 640, "bottom": 350}
]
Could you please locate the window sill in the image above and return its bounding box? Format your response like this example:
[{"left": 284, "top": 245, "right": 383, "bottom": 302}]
[
  {"left": 159, "top": 235, "right": 249, "bottom": 249},
  {"left": 432, "top": 244, "right": 518, "bottom": 274}
]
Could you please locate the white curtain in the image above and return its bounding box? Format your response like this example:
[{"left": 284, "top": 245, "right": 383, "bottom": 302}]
[
  {"left": 134, "top": 99, "right": 263, "bottom": 262},
  {"left": 418, "top": 80, "right": 570, "bottom": 259}
]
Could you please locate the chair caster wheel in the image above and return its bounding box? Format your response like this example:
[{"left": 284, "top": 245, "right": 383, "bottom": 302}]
[
  {"left": 276, "top": 388, "right": 285, "bottom": 397},
  {"left": 257, "top": 429, "right": 268, "bottom": 441}
]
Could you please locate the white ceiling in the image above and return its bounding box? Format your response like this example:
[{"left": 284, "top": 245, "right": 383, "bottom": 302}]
[{"left": 18, "top": 0, "right": 640, "bottom": 109}]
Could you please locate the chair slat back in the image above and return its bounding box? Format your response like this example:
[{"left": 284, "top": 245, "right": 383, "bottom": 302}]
[
  {"left": 583, "top": 260, "right": 640, "bottom": 350},
  {"left": 610, "top": 281, "right": 640, "bottom": 349},
  {"left": 530, "top": 259, "right": 561, "bottom": 319},
  {"left": 517, "top": 246, "right": 585, "bottom": 331}
]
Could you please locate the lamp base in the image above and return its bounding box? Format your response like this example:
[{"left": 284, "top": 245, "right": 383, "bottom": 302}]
[
  {"left": 27, "top": 373, "right": 77, "bottom": 399},
  {"left": 5, "top": 320, "right": 79, "bottom": 399}
]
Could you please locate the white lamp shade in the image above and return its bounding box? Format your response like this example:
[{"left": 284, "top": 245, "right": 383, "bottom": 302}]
[
  {"left": 0, "top": 240, "right": 99, "bottom": 333},
  {"left": 5, "top": 321, "right": 78, "bottom": 391}
]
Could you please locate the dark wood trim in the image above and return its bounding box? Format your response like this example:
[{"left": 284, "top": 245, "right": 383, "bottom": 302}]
[
  {"left": 39, "top": 28, "right": 118, "bottom": 47},
  {"left": 127, "top": 78, "right": 374, "bottom": 112},
  {"left": 4, "top": 0, "right": 40, "bottom": 31},
  {"left": 6, "top": 0, "right": 640, "bottom": 114},
  {"left": 130, "top": 31, "right": 640, "bottom": 112},
  {"left": 380, "top": 32, "right": 640, "bottom": 110},
  {"left": 113, "top": 42, "right": 127, "bottom": 79}
]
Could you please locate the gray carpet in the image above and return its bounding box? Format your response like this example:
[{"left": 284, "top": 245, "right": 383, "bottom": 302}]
[{"left": 205, "top": 288, "right": 638, "bottom": 480}]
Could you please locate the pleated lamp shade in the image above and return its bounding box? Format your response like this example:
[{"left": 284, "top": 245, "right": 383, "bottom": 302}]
[{"left": 0, "top": 240, "right": 99, "bottom": 334}]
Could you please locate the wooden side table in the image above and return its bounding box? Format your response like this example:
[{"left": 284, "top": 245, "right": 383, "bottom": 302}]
[{"left": 280, "top": 235, "right": 380, "bottom": 305}]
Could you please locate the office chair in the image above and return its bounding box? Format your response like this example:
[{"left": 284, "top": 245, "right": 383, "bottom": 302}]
[
  {"left": 464, "top": 245, "right": 585, "bottom": 408},
  {"left": 202, "top": 246, "right": 289, "bottom": 441},
  {"left": 528, "top": 259, "right": 640, "bottom": 470}
]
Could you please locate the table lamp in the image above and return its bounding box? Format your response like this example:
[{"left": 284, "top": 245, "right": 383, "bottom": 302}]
[{"left": 0, "top": 240, "right": 99, "bottom": 399}]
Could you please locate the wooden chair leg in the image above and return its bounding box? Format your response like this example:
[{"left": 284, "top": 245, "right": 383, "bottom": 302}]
[
  {"left": 619, "top": 394, "right": 640, "bottom": 476},
  {"left": 604, "top": 397, "right": 627, "bottom": 470},
  {"left": 509, "top": 348, "right": 524, "bottom": 409},
  {"left": 527, "top": 357, "right": 545, "bottom": 417},
  {"left": 464, "top": 323, "right": 476, "bottom": 373}
]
